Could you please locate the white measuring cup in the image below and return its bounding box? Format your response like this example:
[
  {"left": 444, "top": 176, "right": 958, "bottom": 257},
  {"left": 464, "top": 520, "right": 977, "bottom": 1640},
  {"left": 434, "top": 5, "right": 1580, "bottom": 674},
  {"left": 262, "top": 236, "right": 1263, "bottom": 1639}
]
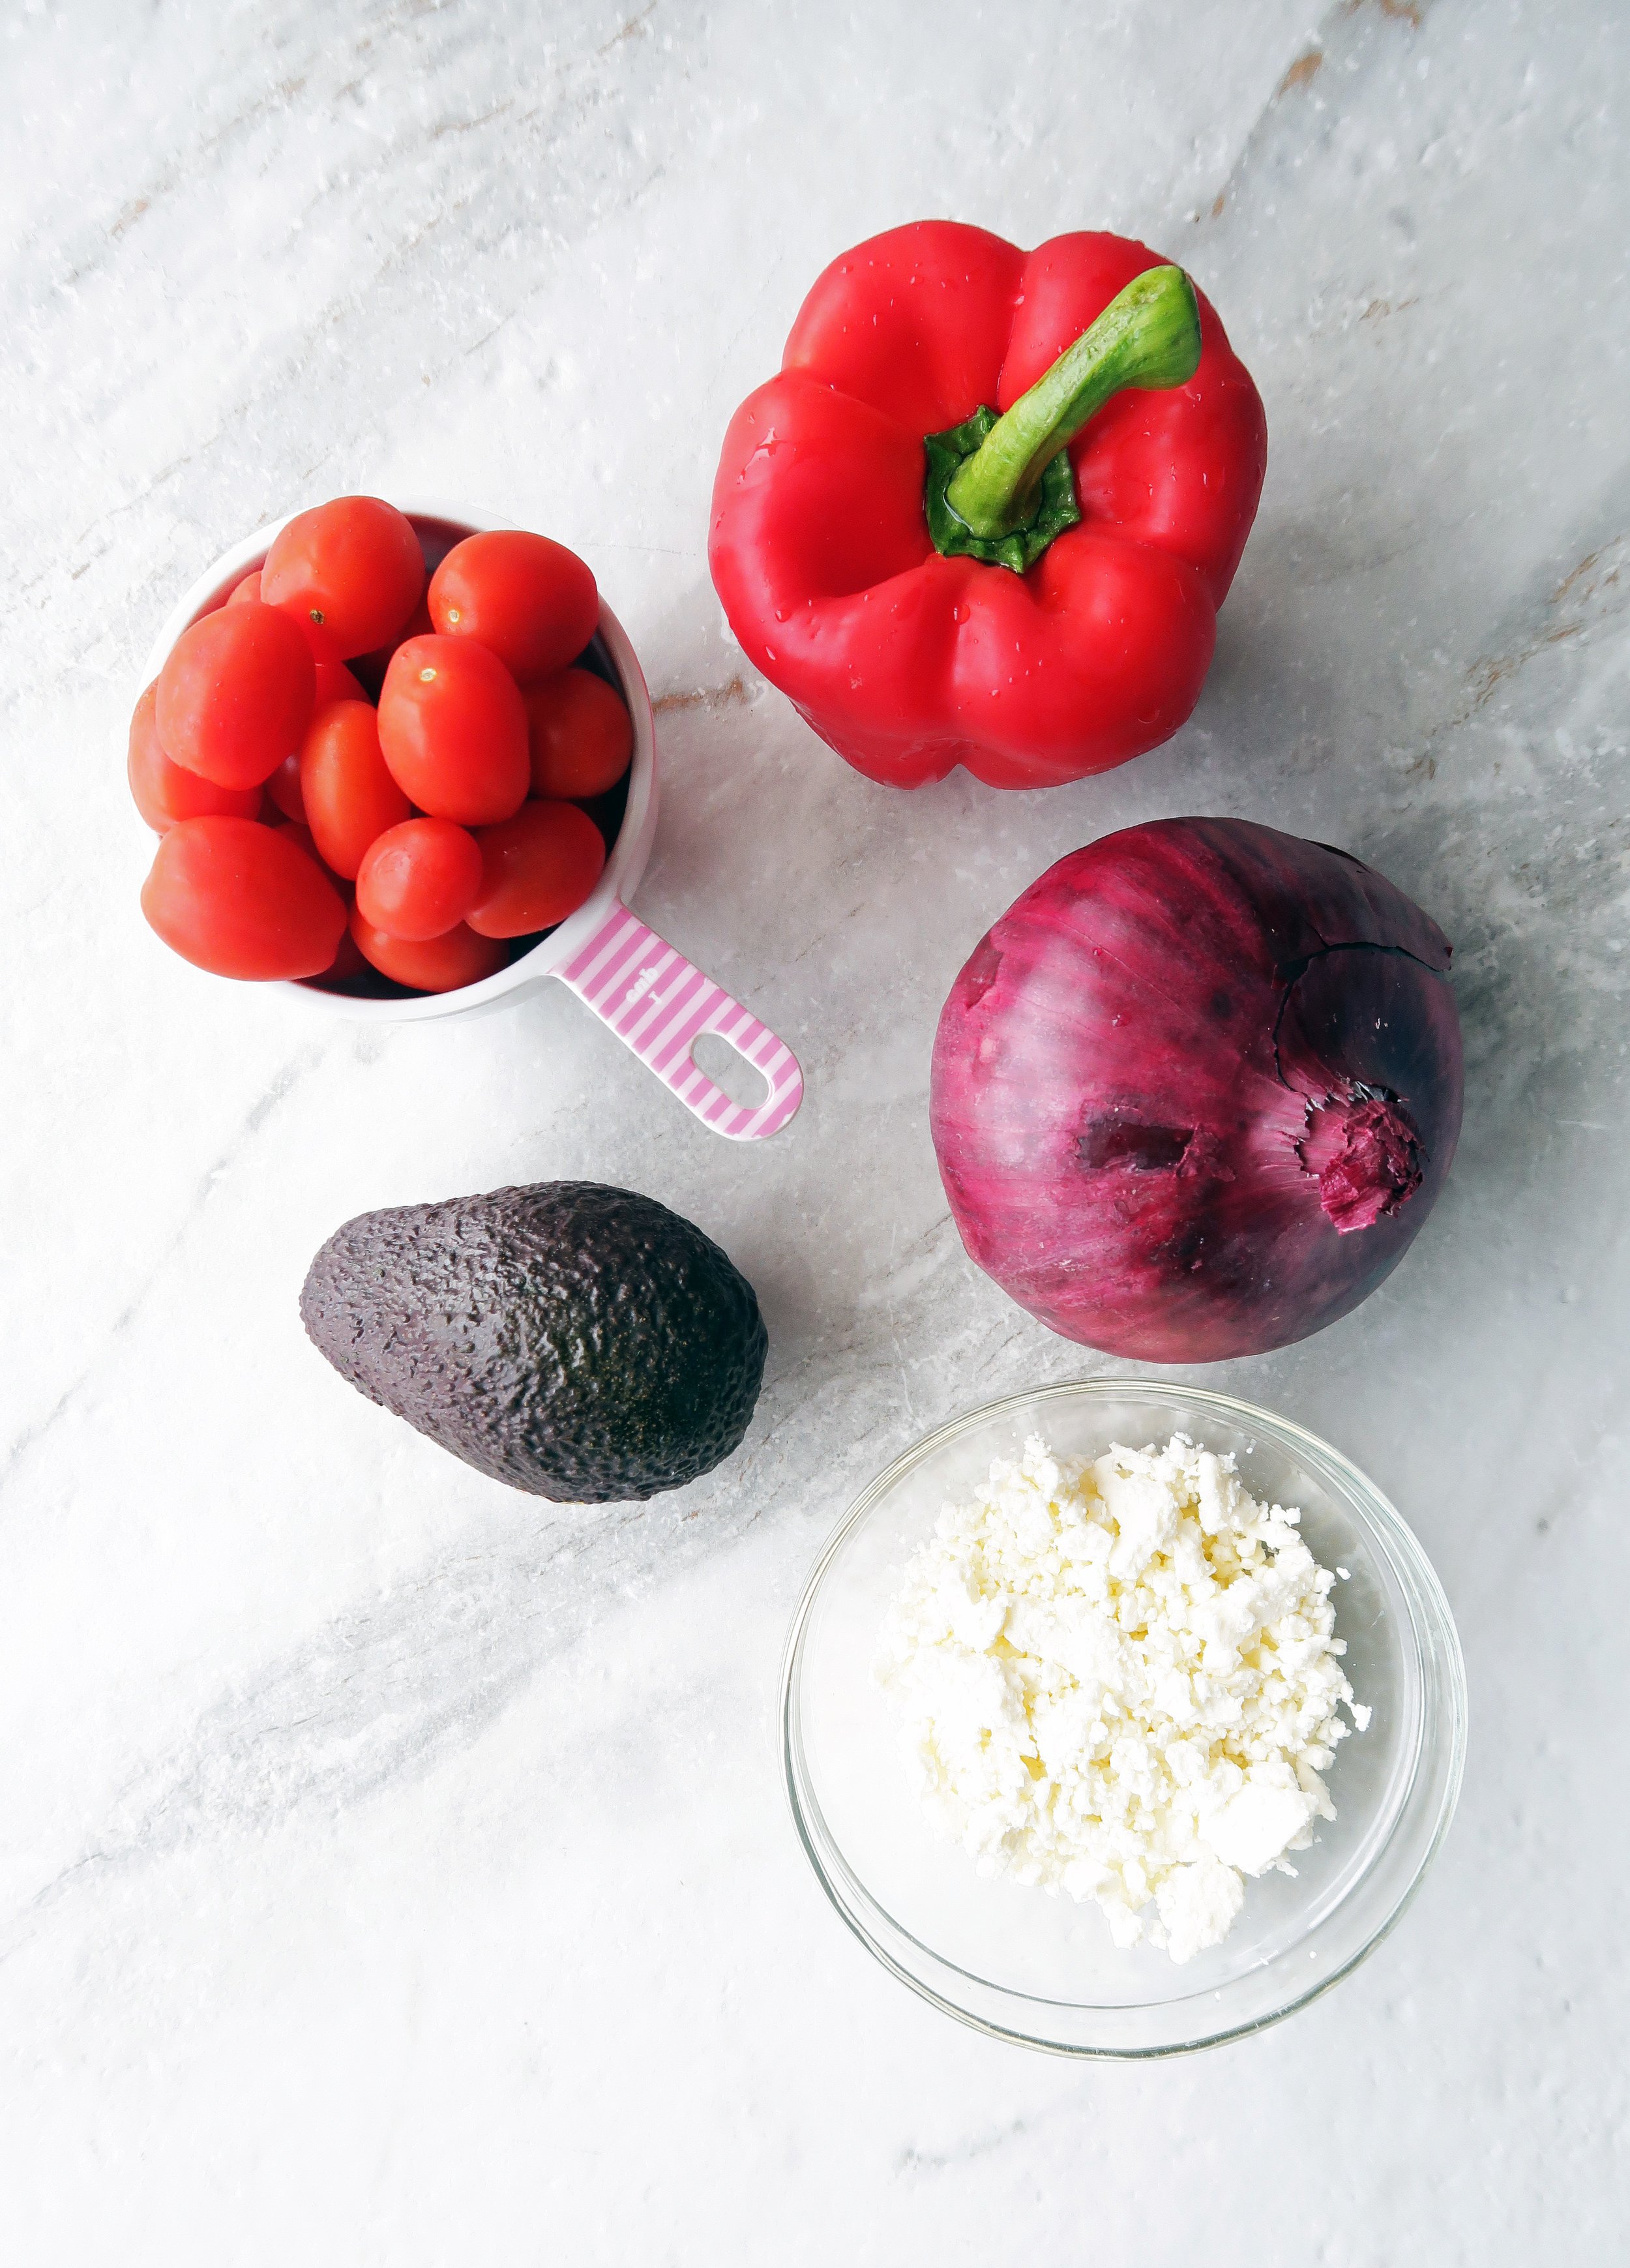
[{"left": 141, "top": 500, "right": 803, "bottom": 1141}]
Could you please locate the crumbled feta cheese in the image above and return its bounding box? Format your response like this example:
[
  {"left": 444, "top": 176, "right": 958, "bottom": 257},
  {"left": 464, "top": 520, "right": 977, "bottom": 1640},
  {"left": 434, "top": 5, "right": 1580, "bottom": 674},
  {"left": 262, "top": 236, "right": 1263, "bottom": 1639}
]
[{"left": 875, "top": 1433, "right": 1367, "bottom": 1963}]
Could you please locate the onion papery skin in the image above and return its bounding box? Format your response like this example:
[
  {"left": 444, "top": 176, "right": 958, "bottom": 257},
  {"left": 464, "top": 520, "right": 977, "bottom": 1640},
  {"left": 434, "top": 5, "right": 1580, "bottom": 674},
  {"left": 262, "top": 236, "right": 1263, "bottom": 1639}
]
[{"left": 929, "top": 818, "right": 1464, "bottom": 1362}]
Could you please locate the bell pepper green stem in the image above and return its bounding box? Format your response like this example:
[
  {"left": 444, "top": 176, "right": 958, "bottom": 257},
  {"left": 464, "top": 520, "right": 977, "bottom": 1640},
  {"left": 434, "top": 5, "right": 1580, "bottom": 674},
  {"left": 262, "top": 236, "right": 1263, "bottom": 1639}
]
[{"left": 945, "top": 265, "right": 1203, "bottom": 541}]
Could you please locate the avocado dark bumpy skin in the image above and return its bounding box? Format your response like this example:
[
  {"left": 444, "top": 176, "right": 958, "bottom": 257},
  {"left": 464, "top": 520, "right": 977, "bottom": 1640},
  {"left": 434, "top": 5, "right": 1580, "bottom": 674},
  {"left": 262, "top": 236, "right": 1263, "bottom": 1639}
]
[{"left": 299, "top": 1182, "right": 767, "bottom": 1503}]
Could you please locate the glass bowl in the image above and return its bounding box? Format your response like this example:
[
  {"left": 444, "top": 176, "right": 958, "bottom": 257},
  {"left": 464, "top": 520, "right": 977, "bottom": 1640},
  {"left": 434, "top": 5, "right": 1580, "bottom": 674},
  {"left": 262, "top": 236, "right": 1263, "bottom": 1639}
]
[{"left": 781, "top": 1380, "right": 1466, "bottom": 2057}]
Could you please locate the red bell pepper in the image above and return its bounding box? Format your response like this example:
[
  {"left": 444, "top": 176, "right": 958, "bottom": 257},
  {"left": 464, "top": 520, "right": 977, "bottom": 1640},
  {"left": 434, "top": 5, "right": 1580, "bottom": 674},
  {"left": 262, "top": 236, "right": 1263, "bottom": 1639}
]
[{"left": 709, "top": 222, "right": 1267, "bottom": 790}]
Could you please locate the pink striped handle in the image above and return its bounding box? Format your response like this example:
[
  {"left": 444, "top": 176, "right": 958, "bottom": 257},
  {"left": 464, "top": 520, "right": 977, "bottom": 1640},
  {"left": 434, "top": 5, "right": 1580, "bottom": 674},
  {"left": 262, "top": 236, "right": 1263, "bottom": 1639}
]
[{"left": 556, "top": 902, "right": 803, "bottom": 1141}]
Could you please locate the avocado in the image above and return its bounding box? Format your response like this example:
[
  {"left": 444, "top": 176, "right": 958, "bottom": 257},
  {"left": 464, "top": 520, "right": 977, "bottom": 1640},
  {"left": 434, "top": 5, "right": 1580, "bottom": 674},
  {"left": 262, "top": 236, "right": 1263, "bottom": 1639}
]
[{"left": 299, "top": 1182, "right": 767, "bottom": 1503}]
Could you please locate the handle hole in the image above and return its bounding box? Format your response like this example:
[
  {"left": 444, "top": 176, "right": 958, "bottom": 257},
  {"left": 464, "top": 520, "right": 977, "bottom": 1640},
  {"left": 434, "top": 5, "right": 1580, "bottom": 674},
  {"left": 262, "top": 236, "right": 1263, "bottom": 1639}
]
[{"left": 690, "top": 1030, "right": 770, "bottom": 1109}]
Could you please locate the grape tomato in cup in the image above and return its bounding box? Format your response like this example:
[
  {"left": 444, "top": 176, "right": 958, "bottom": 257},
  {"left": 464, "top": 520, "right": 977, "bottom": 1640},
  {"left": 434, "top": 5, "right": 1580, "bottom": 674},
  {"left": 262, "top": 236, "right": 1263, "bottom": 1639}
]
[
  {"left": 348, "top": 906, "right": 506, "bottom": 992},
  {"left": 265, "top": 752, "right": 306, "bottom": 824},
  {"left": 301, "top": 702, "right": 412, "bottom": 880},
  {"left": 314, "top": 657, "right": 368, "bottom": 707},
  {"left": 428, "top": 530, "right": 599, "bottom": 683},
  {"left": 377, "top": 634, "right": 529, "bottom": 825},
  {"left": 350, "top": 593, "right": 434, "bottom": 701},
  {"left": 266, "top": 817, "right": 323, "bottom": 864},
  {"left": 141, "top": 815, "right": 347, "bottom": 980},
  {"left": 237, "top": 571, "right": 372, "bottom": 671},
  {"left": 524, "top": 668, "right": 633, "bottom": 799},
  {"left": 467, "top": 800, "right": 606, "bottom": 938},
  {"left": 355, "top": 816, "right": 482, "bottom": 940},
  {"left": 261, "top": 496, "right": 425, "bottom": 660},
  {"left": 155, "top": 602, "right": 317, "bottom": 789},
  {"left": 321, "top": 922, "right": 370, "bottom": 983},
  {"left": 128, "top": 683, "right": 263, "bottom": 832}
]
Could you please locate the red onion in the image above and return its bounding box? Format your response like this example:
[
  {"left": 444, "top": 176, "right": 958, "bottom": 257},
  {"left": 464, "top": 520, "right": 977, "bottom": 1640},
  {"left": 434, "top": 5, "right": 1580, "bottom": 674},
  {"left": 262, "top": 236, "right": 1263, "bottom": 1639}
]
[{"left": 930, "top": 818, "right": 1464, "bottom": 1361}]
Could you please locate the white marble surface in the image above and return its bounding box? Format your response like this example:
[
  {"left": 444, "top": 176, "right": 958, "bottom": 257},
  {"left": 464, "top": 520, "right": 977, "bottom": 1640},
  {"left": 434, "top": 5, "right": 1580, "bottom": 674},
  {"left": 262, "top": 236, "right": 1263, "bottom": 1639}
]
[{"left": 4, "top": 0, "right": 1628, "bottom": 2257}]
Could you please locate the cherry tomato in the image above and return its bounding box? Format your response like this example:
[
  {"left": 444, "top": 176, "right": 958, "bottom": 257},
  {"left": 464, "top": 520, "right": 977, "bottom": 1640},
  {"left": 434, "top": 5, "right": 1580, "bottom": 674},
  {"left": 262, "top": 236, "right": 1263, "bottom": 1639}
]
[
  {"left": 355, "top": 816, "right": 482, "bottom": 939},
  {"left": 524, "top": 668, "right": 634, "bottom": 799},
  {"left": 233, "top": 571, "right": 372, "bottom": 676},
  {"left": 377, "top": 634, "right": 529, "bottom": 825},
  {"left": 467, "top": 799, "right": 605, "bottom": 937},
  {"left": 428, "top": 530, "right": 598, "bottom": 683},
  {"left": 349, "top": 905, "right": 507, "bottom": 993},
  {"left": 233, "top": 572, "right": 377, "bottom": 677},
  {"left": 127, "top": 682, "right": 263, "bottom": 832},
  {"left": 350, "top": 593, "right": 434, "bottom": 700},
  {"left": 155, "top": 601, "right": 316, "bottom": 788},
  {"left": 315, "top": 656, "right": 368, "bottom": 706},
  {"left": 300, "top": 702, "right": 413, "bottom": 881},
  {"left": 265, "top": 816, "right": 326, "bottom": 866},
  {"left": 265, "top": 753, "right": 306, "bottom": 824},
  {"left": 141, "top": 816, "right": 348, "bottom": 980},
  {"left": 261, "top": 496, "right": 424, "bottom": 659},
  {"left": 314, "top": 922, "right": 370, "bottom": 983}
]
